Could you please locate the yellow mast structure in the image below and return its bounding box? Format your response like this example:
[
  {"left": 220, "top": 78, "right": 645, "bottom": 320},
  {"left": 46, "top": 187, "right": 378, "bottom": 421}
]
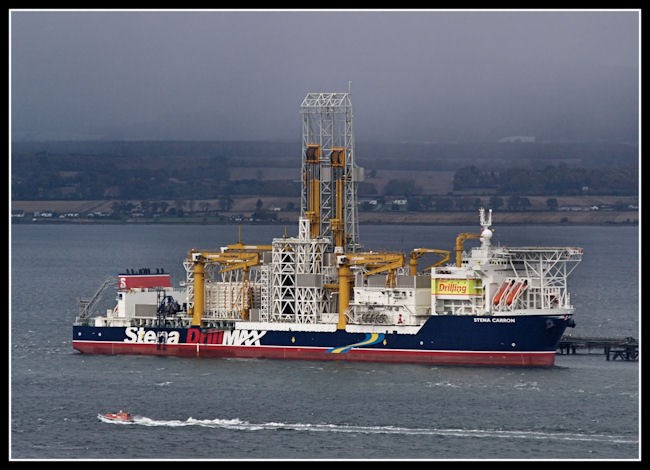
[
  {"left": 336, "top": 259, "right": 352, "bottom": 330},
  {"left": 304, "top": 144, "right": 321, "bottom": 238},
  {"left": 329, "top": 147, "right": 346, "bottom": 248}
]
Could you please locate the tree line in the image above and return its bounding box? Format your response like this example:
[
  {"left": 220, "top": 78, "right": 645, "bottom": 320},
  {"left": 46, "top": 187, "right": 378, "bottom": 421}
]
[
  {"left": 11, "top": 151, "right": 638, "bottom": 202},
  {"left": 452, "top": 165, "right": 637, "bottom": 196}
]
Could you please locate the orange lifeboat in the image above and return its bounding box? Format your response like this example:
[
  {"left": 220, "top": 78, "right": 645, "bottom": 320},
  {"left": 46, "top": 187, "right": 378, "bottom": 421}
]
[
  {"left": 493, "top": 280, "right": 513, "bottom": 306},
  {"left": 506, "top": 281, "right": 528, "bottom": 306}
]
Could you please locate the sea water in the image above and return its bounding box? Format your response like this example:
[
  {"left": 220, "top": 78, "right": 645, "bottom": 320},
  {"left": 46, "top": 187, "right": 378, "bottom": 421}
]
[{"left": 10, "top": 223, "right": 639, "bottom": 460}]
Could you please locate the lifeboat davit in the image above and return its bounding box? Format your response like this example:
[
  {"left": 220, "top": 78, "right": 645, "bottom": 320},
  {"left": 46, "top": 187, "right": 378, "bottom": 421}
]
[{"left": 100, "top": 410, "right": 134, "bottom": 423}]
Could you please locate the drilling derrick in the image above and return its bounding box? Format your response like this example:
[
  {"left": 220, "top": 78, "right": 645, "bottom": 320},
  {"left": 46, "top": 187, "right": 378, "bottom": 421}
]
[
  {"left": 300, "top": 91, "right": 362, "bottom": 252},
  {"left": 258, "top": 90, "right": 364, "bottom": 325}
]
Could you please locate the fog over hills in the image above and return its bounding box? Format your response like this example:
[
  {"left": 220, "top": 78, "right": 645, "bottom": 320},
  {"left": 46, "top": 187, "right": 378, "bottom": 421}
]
[{"left": 10, "top": 10, "right": 639, "bottom": 146}]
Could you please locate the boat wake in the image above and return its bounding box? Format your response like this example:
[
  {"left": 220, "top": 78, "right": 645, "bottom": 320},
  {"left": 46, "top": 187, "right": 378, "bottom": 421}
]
[{"left": 115, "top": 416, "right": 637, "bottom": 444}]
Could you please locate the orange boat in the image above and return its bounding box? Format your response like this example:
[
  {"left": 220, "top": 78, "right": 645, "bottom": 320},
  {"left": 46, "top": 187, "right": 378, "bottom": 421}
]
[
  {"left": 492, "top": 280, "right": 513, "bottom": 306},
  {"left": 101, "top": 410, "right": 134, "bottom": 423},
  {"left": 506, "top": 280, "right": 528, "bottom": 306}
]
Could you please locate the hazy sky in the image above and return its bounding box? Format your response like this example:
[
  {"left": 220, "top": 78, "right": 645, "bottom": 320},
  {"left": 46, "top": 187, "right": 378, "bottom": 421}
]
[{"left": 10, "top": 9, "right": 639, "bottom": 143}]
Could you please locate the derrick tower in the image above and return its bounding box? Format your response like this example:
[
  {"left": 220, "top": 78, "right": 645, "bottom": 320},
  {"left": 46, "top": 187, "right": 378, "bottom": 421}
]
[{"left": 300, "top": 89, "right": 362, "bottom": 252}]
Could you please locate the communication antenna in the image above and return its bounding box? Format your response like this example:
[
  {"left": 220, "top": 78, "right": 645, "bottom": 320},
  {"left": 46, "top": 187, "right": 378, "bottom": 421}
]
[
  {"left": 480, "top": 208, "right": 492, "bottom": 230},
  {"left": 479, "top": 208, "right": 493, "bottom": 248}
]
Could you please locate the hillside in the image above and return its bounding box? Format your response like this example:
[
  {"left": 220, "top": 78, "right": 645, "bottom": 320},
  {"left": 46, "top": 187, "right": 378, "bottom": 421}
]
[{"left": 11, "top": 140, "right": 639, "bottom": 225}]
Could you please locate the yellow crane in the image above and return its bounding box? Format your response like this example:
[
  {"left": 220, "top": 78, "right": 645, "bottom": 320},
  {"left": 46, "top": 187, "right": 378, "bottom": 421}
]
[
  {"left": 455, "top": 233, "right": 482, "bottom": 267},
  {"left": 336, "top": 252, "right": 405, "bottom": 329},
  {"left": 223, "top": 226, "right": 273, "bottom": 252},
  {"left": 346, "top": 252, "right": 405, "bottom": 287},
  {"left": 409, "top": 248, "right": 451, "bottom": 275},
  {"left": 187, "top": 250, "right": 262, "bottom": 325}
]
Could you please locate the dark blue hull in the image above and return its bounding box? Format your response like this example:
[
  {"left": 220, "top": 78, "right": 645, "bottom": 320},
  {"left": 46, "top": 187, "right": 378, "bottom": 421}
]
[{"left": 73, "top": 315, "right": 572, "bottom": 367}]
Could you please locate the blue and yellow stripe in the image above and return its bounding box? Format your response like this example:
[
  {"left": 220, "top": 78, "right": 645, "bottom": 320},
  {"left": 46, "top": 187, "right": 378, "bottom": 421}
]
[{"left": 328, "top": 333, "right": 385, "bottom": 354}]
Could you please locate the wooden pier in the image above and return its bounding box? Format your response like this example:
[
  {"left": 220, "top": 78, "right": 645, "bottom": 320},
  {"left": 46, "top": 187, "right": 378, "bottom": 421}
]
[{"left": 557, "top": 336, "right": 638, "bottom": 361}]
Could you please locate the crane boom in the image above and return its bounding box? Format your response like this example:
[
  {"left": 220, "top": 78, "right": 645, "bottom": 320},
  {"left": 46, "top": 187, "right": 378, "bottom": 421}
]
[
  {"left": 224, "top": 226, "right": 273, "bottom": 252},
  {"left": 455, "top": 233, "right": 482, "bottom": 267},
  {"left": 346, "top": 252, "right": 404, "bottom": 282},
  {"left": 409, "top": 248, "right": 451, "bottom": 275}
]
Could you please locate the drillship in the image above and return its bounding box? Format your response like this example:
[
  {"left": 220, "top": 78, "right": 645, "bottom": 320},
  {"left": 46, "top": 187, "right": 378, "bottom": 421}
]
[{"left": 72, "top": 90, "right": 583, "bottom": 367}]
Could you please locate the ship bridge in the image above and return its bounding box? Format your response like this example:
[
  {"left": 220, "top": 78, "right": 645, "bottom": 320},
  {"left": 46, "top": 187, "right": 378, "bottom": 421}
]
[{"left": 433, "top": 211, "right": 583, "bottom": 317}]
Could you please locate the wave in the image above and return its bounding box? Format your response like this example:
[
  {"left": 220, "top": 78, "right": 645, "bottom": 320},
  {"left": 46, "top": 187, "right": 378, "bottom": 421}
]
[{"left": 101, "top": 415, "right": 638, "bottom": 444}]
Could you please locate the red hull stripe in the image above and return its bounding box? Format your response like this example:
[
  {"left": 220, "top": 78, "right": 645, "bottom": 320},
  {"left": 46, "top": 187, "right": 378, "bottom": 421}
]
[{"left": 72, "top": 341, "right": 556, "bottom": 367}]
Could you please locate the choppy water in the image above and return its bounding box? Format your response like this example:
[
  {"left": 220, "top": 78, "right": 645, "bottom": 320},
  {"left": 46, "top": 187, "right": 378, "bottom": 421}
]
[{"left": 10, "top": 223, "right": 639, "bottom": 460}]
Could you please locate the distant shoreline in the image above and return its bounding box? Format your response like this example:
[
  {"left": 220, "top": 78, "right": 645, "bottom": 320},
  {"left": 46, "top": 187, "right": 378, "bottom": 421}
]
[
  {"left": 11, "top": 210, "right": 638, "bottom": 226},
  {"left": 357, "top": 211, "right": 639, "bottom": 226}
]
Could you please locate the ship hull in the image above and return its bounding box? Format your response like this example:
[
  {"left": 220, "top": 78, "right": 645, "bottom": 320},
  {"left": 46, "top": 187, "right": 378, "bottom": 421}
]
[{"left": 73, "top": 315, "right": 571, "bottom": 367}]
